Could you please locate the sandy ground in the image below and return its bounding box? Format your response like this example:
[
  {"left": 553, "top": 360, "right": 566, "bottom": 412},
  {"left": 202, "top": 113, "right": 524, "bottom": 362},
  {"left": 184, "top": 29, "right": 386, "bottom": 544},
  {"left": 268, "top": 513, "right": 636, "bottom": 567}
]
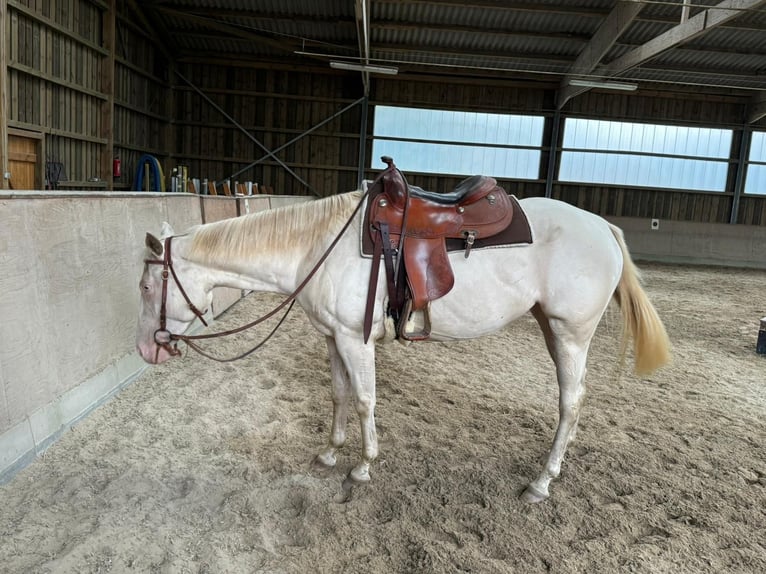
[{"left": 1, "top": 263, "right": 765, "bottom": 574}]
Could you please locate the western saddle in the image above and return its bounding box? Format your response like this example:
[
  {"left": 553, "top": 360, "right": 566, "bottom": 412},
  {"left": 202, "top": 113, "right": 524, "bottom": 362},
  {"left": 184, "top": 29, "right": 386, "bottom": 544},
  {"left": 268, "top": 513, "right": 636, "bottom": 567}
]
[{"left": 364, "top": 157, "right": 515, "bottom": 342}]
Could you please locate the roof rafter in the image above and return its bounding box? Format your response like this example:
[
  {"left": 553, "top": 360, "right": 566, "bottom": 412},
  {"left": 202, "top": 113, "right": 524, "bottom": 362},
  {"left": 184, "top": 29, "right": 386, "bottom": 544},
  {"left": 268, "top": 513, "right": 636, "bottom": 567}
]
[
  {"left": 354, "top": 0, "right": 371, "bottom": 94},
  {"left": 603, "top": 0, "right": 766, "bottom": 74},
  {"left": 559, "top": 0, "right": 766, "bottom": 108},
  {"left": 557, "top": 0, "right": 645, "bottom": 107}
]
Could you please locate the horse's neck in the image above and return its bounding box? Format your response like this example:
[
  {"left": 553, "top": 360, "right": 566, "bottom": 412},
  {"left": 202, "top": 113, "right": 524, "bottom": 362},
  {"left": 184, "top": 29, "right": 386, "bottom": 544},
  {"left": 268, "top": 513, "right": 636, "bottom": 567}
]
[
  {"left": 174, "top": 234, "right": 305, "bottom": 295},
  {"left": 176, "top": 193, "right": 361, "bottom": 296}
]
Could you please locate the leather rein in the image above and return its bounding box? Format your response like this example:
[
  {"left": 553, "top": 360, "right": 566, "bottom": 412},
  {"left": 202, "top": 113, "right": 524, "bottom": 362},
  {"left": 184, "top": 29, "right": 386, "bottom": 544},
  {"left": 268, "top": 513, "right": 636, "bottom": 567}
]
[{"left": 144, "top": 185, "right": 373, "bottom": 362}]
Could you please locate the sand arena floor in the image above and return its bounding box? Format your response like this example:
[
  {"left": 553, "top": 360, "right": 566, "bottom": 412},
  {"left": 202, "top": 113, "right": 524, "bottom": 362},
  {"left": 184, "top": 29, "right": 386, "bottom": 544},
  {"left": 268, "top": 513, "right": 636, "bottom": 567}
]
[{"left": 1, "top": 263, "right": 765, "bottom": 573}]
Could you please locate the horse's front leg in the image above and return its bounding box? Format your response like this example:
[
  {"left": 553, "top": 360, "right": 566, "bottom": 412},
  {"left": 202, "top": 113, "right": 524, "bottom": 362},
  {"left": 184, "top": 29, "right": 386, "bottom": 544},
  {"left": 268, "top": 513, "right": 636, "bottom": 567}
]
[
  {"left": 312, "top": 336, "right": 352, "bottom": 470},
  {"left": 332, "top": 333, "right": 378, "bottom": 487}
]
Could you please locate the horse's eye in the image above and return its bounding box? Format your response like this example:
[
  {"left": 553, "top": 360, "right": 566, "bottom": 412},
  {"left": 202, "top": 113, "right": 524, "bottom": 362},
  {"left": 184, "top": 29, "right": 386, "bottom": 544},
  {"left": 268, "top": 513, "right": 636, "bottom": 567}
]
[{"left": 141, "top": 283, "right": 151, "bottom": 292}]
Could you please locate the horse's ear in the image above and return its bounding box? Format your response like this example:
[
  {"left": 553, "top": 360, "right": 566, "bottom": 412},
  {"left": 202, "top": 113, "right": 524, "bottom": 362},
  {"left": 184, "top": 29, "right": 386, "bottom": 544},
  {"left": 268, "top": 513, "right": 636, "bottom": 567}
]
[
  {"left": 160, "top": 221, "right": 175, "bottom": 239},
  {"left": 145, "top": 233, "right": 163, "bottom": 256}
]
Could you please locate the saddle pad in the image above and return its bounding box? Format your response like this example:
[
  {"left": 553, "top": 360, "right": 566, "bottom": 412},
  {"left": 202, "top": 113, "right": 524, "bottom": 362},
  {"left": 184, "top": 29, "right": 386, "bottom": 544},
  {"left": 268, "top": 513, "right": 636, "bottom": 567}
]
[{"left": 360, "top": 194, "right": 533, "bottom": 257}]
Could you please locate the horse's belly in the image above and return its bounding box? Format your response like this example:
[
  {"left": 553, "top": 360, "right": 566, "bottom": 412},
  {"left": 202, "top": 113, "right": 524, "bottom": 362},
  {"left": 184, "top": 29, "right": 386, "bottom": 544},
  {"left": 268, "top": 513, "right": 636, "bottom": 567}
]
[{"left": 425, "top": 249, "right": 538, "bottom": 340}]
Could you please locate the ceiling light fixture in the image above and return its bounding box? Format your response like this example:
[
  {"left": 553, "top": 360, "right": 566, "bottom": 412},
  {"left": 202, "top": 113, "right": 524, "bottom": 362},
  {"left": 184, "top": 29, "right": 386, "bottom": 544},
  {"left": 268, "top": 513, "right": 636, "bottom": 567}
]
[
  {"left": 568, "top": 79, "right": 638, "bottom": 91},
  {"left": 329, "top": 61, "right": 399, "bottom": 75}
]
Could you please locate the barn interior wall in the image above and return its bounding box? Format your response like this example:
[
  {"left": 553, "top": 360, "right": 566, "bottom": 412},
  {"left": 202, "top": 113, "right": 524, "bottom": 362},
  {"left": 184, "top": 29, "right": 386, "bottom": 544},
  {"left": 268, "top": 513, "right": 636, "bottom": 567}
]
[
  {"left": 172, "top": 63, "right": 365, "bottom": 198},
  {"left": 4, "top": 0, "right": 169, "bottom": 191},
  {"left": 4, "top": 0, "right": 765, "bottom": 224},
  {"left": 0, "top": 191, "right": 312, "bottom": 482}
]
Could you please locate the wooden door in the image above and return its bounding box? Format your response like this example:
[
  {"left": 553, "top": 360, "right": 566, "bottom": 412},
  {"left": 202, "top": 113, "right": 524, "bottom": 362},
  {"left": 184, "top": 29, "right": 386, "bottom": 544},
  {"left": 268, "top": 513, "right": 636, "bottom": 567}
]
[{"left": 8, "top": 132, "right": 41, "bottom": 190}]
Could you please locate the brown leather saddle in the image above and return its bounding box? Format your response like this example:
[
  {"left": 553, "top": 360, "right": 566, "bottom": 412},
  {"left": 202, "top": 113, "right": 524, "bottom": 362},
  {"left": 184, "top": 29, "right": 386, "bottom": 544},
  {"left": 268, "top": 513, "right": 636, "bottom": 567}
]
[{"left": 363, "top": 157, "right": 516, "bottom": 342}]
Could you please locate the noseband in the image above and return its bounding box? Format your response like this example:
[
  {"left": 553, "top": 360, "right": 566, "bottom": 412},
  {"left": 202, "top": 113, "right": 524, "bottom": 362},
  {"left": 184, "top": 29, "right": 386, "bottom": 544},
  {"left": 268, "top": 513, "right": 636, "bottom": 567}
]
[{"left": 144, "top": 236, "right": 208, "bottom": 361}]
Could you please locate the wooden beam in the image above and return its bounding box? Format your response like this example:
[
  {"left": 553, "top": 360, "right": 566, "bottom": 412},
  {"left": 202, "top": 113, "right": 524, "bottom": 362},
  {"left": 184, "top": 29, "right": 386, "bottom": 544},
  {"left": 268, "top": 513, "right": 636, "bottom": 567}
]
[
  {"left": 602, "top": 0, "right": 766, "bottom": 76},
  {"left": 557, "top": 0, "right": 766, "bottom": 107},
  {"left": 162, "top": 60, "right": 176, "bottom": 186},
  {"left": 0, "top": 0, "right": 8, "bottom": 190},
  {"left": 355, "top": 0, "right": 370, "bottom": 95},
  {"left": 101, "top": 0, "right": 116, "bottom": 190},
  {"left": 125, "top": 0, "right": 178, "bottom": 61},
  {"left": 8, "top": 120, "right": 108, "bottom": 145},
  {"left": 7, "top": 0, "right": 109, "bottom": 56},
  {"left": 9, "top": 62, "right": 108, "bottom": 101},
  {"left": 558, "top": 0, "right": 645, "bottom": 107},
  {"left": 747, "top": 91, "right": 766, "bottom": 124}
]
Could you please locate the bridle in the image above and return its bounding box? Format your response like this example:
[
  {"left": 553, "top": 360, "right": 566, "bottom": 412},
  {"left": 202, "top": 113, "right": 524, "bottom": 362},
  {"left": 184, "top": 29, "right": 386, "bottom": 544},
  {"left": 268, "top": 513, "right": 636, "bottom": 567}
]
[
  {"left": 144, "top": 236, "right": 209, "bottom": 362},
  {"left": 142, "top": 180, "right": 375, "bottom": 363}
]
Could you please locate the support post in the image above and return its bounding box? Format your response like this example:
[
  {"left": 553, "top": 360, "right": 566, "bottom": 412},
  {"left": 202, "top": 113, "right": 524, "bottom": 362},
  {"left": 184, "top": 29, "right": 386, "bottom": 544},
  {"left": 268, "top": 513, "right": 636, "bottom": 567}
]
[
  {"left": 357, "top": 96, "right": 369, "bottom": 188},
  {"left": 544, "top": 109, "right": 562, "bottom": 199},
  {"left": 100, "top": 0, "right": 116, "bottom": 190},
  {"left": 729, "top": 127, "right": 750, "bottom": 224},
  {"left": 0, "top": 0, "right": 9, "bottom": 190},
  {"left": 163, "top": 60, "right": 176, "bottom": 186}
]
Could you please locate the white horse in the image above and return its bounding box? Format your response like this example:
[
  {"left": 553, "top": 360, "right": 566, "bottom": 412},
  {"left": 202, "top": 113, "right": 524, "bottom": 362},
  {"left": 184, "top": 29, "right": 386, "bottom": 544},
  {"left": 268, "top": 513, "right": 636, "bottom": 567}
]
[{"left": 136, "top": 190, "right": 670, "bottom": 502}]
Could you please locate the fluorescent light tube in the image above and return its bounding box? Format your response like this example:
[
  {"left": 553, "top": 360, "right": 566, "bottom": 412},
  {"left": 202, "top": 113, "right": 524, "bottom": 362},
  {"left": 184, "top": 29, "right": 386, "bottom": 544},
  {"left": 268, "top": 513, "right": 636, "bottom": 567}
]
[
  {"left": 568, "top": 79, "right": 638, "bottom": 91},
  {"left": 329, "top": 61, "right": 399, "bottom": 75}
]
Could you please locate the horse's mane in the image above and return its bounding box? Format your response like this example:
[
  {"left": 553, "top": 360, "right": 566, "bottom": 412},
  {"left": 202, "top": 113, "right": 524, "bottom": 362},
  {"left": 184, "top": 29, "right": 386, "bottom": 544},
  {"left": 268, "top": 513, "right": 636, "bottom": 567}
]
[{"left": 186, "top": 191, "right": 362, "bottom": 265}]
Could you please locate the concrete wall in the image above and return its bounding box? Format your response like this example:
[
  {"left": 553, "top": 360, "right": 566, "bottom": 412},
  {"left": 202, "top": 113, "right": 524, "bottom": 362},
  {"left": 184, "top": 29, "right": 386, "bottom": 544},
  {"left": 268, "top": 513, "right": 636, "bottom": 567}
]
[
  {"left": 0, "top": 192, "right": 312, "bottom": 482},
  {"left": 608, "top": 217, "right": 766, "bottom": 269}
]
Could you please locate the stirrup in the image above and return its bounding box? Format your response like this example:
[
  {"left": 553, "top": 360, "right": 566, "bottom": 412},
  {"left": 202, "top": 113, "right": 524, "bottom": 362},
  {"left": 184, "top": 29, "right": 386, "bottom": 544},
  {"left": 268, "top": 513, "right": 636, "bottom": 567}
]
[{"left": 397, "top": 299, "right": 432, "bottom": 341}]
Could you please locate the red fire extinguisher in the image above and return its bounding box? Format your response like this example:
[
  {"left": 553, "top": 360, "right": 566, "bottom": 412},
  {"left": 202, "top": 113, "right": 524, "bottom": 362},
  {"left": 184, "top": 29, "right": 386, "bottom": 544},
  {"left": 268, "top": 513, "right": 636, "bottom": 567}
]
[{"left": 113, "top": 157, "right": 121, "bottom": 178}]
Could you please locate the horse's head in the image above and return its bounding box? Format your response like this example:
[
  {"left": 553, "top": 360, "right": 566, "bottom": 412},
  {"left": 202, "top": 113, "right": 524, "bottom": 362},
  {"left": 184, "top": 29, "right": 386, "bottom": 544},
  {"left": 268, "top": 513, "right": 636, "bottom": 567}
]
[{"left": 135, "top": 223, "right": 213, "bottom": 364}]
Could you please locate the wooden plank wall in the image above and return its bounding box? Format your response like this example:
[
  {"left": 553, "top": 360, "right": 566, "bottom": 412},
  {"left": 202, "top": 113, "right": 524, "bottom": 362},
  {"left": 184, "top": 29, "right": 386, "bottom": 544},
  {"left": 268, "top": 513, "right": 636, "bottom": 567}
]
[
  {"left": 113, "top": 6, "right": 169, "bottom": 190},
  {"left": 5, "top": 0, "right": 169, "bottom": 190},
  {"left": 173, "top": 64, "right": 363, "bottom": 197}
]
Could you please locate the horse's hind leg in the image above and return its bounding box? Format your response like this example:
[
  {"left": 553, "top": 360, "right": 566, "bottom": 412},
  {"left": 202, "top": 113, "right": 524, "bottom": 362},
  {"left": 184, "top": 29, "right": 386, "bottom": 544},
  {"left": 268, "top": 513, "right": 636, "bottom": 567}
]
[
  {"left": 523, "top": 308, "right": 593, "bottom": 503},
  {"left": 312, "top": 336, "right": 352, "bottom": 470}
]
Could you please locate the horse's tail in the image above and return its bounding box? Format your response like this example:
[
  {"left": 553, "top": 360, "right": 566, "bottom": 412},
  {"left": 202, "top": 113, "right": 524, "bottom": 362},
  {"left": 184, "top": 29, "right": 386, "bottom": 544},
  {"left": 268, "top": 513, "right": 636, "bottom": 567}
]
[{"left": 609, "top": 224, "right": 671, "bottom": 375}]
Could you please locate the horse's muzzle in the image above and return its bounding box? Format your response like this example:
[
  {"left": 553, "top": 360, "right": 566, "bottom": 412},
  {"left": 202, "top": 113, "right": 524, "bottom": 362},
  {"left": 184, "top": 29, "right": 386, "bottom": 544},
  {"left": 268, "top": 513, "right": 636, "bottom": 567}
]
[{"left": 153, "top": 329, "right": 181, "bottom": 360}]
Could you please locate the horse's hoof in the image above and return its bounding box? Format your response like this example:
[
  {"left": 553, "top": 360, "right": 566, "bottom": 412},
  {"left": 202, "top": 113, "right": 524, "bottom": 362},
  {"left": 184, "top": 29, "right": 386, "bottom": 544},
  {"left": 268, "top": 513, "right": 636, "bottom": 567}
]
[
  {"left": 333, "top": 474, "right": 368, "bottom": 504},
  {"left": 520, "top": 485, "right": 549, "bottom": 504},
  {"left": 310, "top": 455, "right": 335, "bottom": 475},
  {"left": 342, "top": 473, "right": 368, "bottom": 492}
]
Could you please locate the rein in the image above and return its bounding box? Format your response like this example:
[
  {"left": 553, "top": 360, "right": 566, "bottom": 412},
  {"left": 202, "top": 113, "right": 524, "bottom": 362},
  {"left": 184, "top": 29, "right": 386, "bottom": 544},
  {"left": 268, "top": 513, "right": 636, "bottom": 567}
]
[{"left": 144, "top": 184, "right": 373, "bottom": 362}]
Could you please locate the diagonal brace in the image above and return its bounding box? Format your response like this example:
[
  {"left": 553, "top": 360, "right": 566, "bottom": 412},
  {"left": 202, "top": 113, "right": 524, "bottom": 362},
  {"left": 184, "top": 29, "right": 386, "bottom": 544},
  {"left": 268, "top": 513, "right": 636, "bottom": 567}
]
[{"left": 176, "top": 70, "right": 316, "bottom": 195}]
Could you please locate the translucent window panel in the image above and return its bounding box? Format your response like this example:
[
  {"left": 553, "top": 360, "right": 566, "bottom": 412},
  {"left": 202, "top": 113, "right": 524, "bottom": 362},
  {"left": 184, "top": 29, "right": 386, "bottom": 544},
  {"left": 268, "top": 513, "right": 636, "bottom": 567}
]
[
  {"left": 563, "top": 119, "right": 731, "bottom": 157},
  {"left": 560, "top": 118, "right": 732, "bottom": 191},
  {"left": 745, "top": 132, "right": 766, "bottom": 195},
  {"left": 744, "top": 164, "right": 766, "bottom": 195},
  {"left": 559, "top": 152, "right": 728, "bottom": 192},
  {"left": 372, "top": 106, "right": 544, "bottom": 179},
  {"left": 371, "top": 140, "right": 541, "bottom": 179},
  {"left": 749, "top": 131, "right": 766, "bottom": 161}
]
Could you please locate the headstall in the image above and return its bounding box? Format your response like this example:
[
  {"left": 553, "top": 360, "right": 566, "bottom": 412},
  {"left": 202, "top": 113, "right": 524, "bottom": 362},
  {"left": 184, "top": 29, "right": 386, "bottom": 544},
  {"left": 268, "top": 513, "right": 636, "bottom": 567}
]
[{"left": 144, "top": 236, "right": 209, "bottom": 362}]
